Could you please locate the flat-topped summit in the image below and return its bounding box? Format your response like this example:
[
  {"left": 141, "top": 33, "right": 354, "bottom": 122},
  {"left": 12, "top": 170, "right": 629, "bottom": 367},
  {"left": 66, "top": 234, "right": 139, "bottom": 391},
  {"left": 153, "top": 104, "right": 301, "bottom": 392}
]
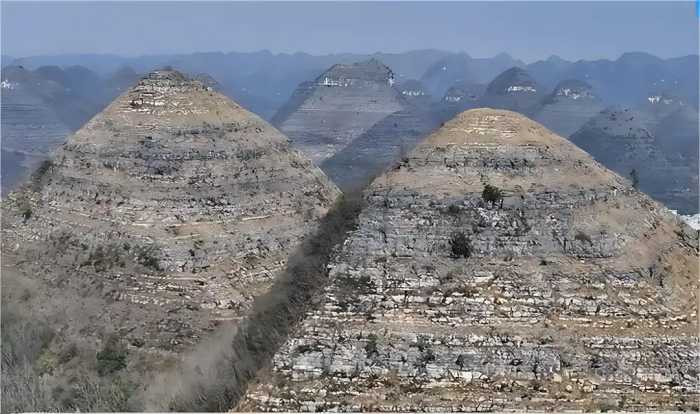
[
  {"left": 321, "top": 58, "right": 396, "bottom": 85},
  {"left": 241, "top": 109, "right": 698, "bottom": 412},
  {"left": 272, "top": 59, "right": 407, "bottom": 164},
  {"left": 2, "top": 69, "right": 340, "bottom": 354}
]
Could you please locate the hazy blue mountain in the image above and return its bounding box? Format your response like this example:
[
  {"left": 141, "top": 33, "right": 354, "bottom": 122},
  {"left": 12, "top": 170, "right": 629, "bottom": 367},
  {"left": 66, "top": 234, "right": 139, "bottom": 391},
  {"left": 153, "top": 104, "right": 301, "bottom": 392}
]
[
  {"left": 527, "top": 52, "right": 699, "bottom": 107},
  {"left": 420, "top": 52, "right": 524, "bottom": 96},
  {"left": 534, "top": 79, "right": 605, "bottom": 137},
  {"left": 478, "top": 67, "right": 544, "bottom": 115}
]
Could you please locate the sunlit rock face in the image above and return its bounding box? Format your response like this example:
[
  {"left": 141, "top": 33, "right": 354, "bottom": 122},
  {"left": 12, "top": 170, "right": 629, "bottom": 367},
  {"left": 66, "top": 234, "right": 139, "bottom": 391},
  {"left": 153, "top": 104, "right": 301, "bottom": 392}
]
[
  {"left": 240, "top": 109, "right": 698, "bottom": 412},
  {"left": 271, "top": 59, "right": 408, "bottom": 164},
  {"left": 570, "top": 106, "right": 698, "bottom": 214},
  {"left": 534, "top": 79, "right": 605, "bottom": 137},
  {"left": 2, "top": 69, "right": 340, "bottom": 351},
  {"left": 479, "top": 67, "right": 544, "bottom": 116}
]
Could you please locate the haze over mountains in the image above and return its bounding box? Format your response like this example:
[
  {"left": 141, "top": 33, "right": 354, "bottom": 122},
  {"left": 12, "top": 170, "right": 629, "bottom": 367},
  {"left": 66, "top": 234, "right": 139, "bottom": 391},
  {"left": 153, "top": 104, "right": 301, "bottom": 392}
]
[
  {"left": 1, "top": 55, "right": 698, "bottom": 413},
  {"left": 3, "top": 49, "right": 698, "bottom": 214}
]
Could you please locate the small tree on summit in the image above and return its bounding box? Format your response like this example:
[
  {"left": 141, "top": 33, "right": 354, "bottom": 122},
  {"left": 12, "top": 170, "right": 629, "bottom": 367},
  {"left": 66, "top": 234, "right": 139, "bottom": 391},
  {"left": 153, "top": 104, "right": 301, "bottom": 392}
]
[{"left": 482, "top": 184, "right": 503, "bottom": 209}]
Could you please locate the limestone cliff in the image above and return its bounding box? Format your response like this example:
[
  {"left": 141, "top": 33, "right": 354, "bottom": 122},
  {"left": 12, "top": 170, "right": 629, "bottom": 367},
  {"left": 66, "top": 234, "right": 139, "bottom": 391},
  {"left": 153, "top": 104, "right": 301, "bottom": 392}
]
[
  {"left": 240, "top": 109, "right": 698, "bottom": 412},
  {"left": 2, "top": 69, "right": 340, "bottom": 352}
]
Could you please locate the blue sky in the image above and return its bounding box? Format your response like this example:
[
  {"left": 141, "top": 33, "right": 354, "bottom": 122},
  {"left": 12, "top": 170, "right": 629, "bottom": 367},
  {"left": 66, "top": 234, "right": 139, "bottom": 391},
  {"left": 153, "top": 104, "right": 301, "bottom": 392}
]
[{"left": 1, "top": 1, "right": 698, "bottom": 62}]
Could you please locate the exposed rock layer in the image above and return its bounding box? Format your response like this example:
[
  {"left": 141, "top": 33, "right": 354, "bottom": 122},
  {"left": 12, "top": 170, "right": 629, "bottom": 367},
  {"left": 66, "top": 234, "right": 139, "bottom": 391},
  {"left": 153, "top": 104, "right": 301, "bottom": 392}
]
[
  {"left": 2, "top": 70, "right": 340, "bottom": 351},
  {"left": 240, "top": 109, "right": 699, "bottom": 412}
]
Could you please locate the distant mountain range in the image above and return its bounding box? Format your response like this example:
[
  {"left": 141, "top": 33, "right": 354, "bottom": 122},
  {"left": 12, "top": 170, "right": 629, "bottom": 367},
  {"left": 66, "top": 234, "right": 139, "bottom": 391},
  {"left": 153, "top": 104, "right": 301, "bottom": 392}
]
[
  {"left": 5, "top": 50, "right": 697, "bottom": 119},
  {"left": 2, "top": 50, "right": 698, "bottom": 212}
]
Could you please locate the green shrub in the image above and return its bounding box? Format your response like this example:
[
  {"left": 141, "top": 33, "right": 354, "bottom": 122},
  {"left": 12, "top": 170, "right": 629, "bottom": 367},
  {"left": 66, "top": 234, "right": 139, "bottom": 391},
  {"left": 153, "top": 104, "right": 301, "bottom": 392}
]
[
  {"left": 449, "top": 231, "right": 472, "bottom": 259},
  {"left": 96, "top": 337, "right": 127, "bottom": 376},
  {"left": 365, "top": 334, "right": 379, "bottom": 358},
  {"left": 482, "top": 184, "right": 503, "bottom": 208}
]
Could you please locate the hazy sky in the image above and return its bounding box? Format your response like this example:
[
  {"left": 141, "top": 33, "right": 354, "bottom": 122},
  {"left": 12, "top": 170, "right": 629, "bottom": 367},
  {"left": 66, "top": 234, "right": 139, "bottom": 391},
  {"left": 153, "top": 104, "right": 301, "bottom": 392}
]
[{"left": 1, "top": 1, "right": 698, "bottom": 62}]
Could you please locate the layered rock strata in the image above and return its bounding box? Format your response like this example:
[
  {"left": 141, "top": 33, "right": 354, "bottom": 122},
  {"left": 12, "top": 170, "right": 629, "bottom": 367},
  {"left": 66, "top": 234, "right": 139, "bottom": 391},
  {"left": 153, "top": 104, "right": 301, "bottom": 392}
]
[
  {"left": 2, "top": 70, "right": 341, "bottom": 351},
  {"left": 240, "top": 109, "right": 699, "bottom": 412}
]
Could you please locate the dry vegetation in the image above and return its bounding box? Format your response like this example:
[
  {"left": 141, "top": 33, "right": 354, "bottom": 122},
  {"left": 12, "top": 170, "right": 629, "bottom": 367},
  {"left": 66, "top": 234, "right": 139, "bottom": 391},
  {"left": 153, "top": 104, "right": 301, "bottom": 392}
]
[{"left": 1, "top": 190, "right": 366, "bottom": 412}]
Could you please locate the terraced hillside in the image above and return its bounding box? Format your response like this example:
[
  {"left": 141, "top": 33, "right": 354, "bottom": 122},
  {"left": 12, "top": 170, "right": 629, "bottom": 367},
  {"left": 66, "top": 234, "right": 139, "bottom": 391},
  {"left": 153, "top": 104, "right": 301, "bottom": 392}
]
[{"left": 240, "top": 109, "right": 699, "bottom": 412}]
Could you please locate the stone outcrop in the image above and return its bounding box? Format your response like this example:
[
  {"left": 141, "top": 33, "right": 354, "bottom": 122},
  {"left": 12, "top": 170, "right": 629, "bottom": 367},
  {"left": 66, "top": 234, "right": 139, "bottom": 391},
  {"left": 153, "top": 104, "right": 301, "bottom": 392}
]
[
  {"left": 240, "top": 109, "right": 698, "bottom": 412},
  {"left": 479, "top": 67, "right": 544, "bottom": 116},
  {"left": 570, "top": 107, "right": 698, "bottom": 214},
  {"left": 2, "top": 69, "right": 340, "bottom": 351},
  {"left": 534, "top": 79, "right": 605, "bottom": 137},
  {"left": 271, "top": 59, "right": 408, "bottom": 164}
]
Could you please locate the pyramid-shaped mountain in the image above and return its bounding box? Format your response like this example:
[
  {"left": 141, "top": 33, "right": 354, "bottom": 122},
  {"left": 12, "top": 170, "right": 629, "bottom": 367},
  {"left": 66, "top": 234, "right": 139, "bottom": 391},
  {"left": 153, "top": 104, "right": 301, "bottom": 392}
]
[
  {"left": 479, "top": 67, "right": 544, "bottom": 116},
  {"left": 570, "top": 106, "right": 698, "bottom": 213},
  {"left": 534, "top": 79, "right": 605, "bottom": 137},
  {"left": 271, "top": 59, "right": 408, "bottom": 164},
  {"left": 241, "top": 109, "right": 698, "bottom": 412},
  {"left": 2, "top": 69, "right": 341, "bottom": 351},
  {"left": 438, "top": 81, "right": 486, "bottom": 120}
]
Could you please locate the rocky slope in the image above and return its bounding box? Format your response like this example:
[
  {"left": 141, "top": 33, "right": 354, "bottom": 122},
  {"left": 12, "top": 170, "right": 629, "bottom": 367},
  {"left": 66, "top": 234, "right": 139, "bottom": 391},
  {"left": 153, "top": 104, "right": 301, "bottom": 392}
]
[
  {"left": 479, "top": 67, "right": 544, "bottom": 116},
  {"left": 2, "top": 69, "right": 340, "bottom": 353},
  {"left": 240, "top": 109, "right": 698, "bottom": 412},
  {"left": 534, "top": 79, "right": 605, "bottom": 137},
  {"left": 271, "top": 59, "right": 408, "bottom": 164},
  {"left": 321, "top": 106, "right": 442, "bottom": 192},
  {"left": 570, "top": 107, "right": 698, "bottom": 214}
]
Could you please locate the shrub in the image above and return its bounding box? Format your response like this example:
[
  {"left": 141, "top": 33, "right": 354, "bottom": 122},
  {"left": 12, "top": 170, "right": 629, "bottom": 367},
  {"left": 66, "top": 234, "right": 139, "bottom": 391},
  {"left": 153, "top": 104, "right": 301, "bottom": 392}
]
[
  {"left": 482, "top": 184, "right": 503, "bottom": 208},
  {"left": 96, "top": 336, "right": 127, "bottom": 376},
  {"left": 630, "top": 169, "right": 639, "bottom": 189},
  {"left": 365, "top": 334, "right": 379, "bottom": 358},
  {"left": 574, "top": 231, "right": 593, "bottom": 246},
  {"left": 446, "top": 203, "right": 462, "bottom": 215},
  {"left": 135, "top": 244, "right": 161, "bottom": 270},
  {"left": 449, "top": 231, "right": 472, "bottom": 259}
]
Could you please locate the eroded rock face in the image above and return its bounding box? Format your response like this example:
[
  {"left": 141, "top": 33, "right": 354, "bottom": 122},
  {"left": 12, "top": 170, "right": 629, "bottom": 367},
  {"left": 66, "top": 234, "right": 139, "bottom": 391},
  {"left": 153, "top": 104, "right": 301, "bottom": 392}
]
[
  {"left": 570, "top": 107, "right": 698, "bottom": 214},
  {"left": 534, "top": 79, "right": 605, "bottom": 137},
  {"left": 2, "top": 69, "right": 340, "bottom": 351},
  {"left": 240, "top": 109, "right": 698, "bottom": 412},
  {"left": 271, "top": 59, "right": 408, "bottom": 164}
]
